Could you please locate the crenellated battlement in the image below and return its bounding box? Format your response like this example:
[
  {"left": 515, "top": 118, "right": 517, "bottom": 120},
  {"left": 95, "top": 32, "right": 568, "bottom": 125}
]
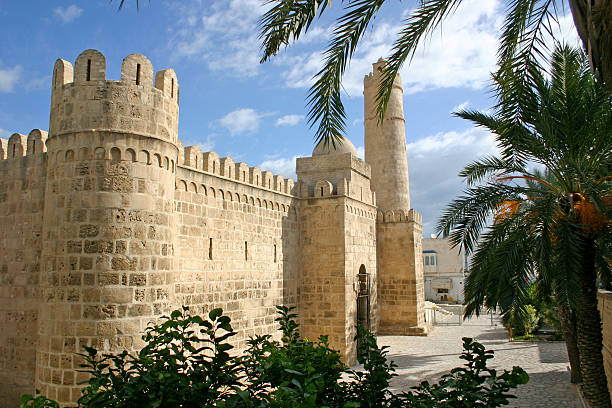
[
  {"left": 363, "top": 58, "right": 402, "bottom": 90},
  {"left": 179, "top": 146, "right": 297, "bottom": 196},
  {"left": 376, "top": 208, "right": 422, "bottom": 224},
  {"left": 0, "top": 129, "right": 48, "bottom": 160},
  {"left": 50, "top": 49, "right": 179, "bottom": 144}
]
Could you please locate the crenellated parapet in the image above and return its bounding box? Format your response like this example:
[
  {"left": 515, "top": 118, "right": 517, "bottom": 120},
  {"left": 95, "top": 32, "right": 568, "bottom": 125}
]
[
  {"left": 0, "top": 129, "right": 49, "bottom": 160},
  {"left": 49, "top": 49, "right": 179, "bottom": 144},
  {"left": 376, "top": 208, "right": 422, "bottom": 224},
  {"left": 0, "top": 138, "right": 6, "bottom": 160},
  {"left": 179, "top": 146, "right": 297, "bottom": 196}
]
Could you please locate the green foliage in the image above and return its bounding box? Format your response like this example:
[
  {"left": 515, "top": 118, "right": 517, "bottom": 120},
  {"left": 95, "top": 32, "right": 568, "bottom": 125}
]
[
  {"left": 76, "top": 307, "right": 242, "bottom": 407},
  {"left": 19, "top": 391, "right": 59, "bottom": 408},
  {"left": 437, "top": 44, "right": 611, "bottom": 319},
  {"left": 24, "top": 307, "right": 527, "bottom": 407},
  {"left": 502, "top": 304, "right": 539, "bottom": 337}
]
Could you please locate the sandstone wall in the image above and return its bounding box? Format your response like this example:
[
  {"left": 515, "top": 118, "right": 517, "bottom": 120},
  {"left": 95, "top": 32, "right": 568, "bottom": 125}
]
[
  {"left": 37, "top": 132, "right": 179, "bottom": 404},
  {"left": 377, "top": 209, "right": 427, "bottom": 335},
  {"left": 0, "top": 137, "right": 47, "bottom": 407},
  {"left": 174, "top": 162, "right": 300, "bottom": 349},
  {"left": 598, "top": 290, "right": 612, "bottom": 399}
]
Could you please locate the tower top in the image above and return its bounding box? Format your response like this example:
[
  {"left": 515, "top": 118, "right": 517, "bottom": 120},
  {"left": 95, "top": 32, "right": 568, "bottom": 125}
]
[
  {"left": 49, "top": 49, "right": 179, "bottom": 144},
  {"left": 364, "top": 58, "right": 402, "bottom": 91}
]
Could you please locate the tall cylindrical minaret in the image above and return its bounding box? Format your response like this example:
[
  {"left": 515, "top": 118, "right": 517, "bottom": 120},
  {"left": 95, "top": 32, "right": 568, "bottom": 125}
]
[
  {"left": 364, "top": 59, "right": 410, "bottom": 211},
  {"left": 364, "top": 59, "right": 428, "bottom": 336}
]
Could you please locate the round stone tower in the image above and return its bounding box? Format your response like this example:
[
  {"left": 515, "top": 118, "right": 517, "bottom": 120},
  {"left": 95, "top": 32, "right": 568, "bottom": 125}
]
[
  {"left": 364, "top": 59, "right": 427, "bottom": 336},
  {"left": 363, "top": 58, "right": 410, "bottom": 211},
  {"left": 38, "top": 49, "right": 179, "bottom": 405}
]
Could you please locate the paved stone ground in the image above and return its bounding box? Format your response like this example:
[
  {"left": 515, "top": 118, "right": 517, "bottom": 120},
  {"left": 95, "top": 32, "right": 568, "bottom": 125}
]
[{"left": 376, "top": 313, "right": 582, "bottom": 407}]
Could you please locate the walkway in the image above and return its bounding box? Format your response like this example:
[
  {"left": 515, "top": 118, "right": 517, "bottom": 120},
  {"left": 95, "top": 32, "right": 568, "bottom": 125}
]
[{"left": 376, "top": 314, "right": 582, "bottom": 407}]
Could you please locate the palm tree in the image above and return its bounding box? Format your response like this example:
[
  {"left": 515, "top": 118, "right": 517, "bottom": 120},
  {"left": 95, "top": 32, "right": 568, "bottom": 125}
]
[
  {"left": 437, "top": 44, "right": 612, "bottom": 407},
  {"left": 256, "top": 0, "right": 612, "bottom": 147}
]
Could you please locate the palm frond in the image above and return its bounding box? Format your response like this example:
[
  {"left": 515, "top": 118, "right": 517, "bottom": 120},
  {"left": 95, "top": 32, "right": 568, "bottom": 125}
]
[
  {"left": 258, "top": 0, "right": 332, "bottom": 63},
  {"left": 463, "top": 217, "right": 535, "bottom": 319},
  {"left": 307, "top": 0, "right": 386, "bottom": 146},
  {"left": 436, "top": 183, "right": 520, "bottom": 254},
  {"left": 376, "top": 0, "right": 462, "bottom": 124},
  {"left": 457, "top": 156, "right": 521, "bottom": 186},
  {"left": 496, "top": 0, "right": 556, "bottom": 112}
]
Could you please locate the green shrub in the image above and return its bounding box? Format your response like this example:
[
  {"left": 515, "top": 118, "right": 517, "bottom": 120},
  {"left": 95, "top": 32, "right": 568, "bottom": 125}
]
[
  {"left": 22, "top": 306, "right": 528, "bottom": 407},
  {"left": 397, "top": 338, "right": 529, "bottom": 407},
  {"left": 502, "top": 305, "right": 539, "bottom": 337}
]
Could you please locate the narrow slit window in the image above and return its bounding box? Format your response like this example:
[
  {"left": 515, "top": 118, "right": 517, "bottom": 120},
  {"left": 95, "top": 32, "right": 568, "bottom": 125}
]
[
  {"left": 32, "top": 141, "right": 36, "bottom": 154},
  {"left": 274, "top": 244, "right": 277, "bottom": 263},
  {"left": 86, "top": 59, "right": 91, "bottom": 81},
  {"left": 171, "top": 78, "right": 175, "bottom": 98},
  {"left": 244, "top": 241, "right": 248, "bottom": 261},
  {"left": 13, "top": 144, "right": 16, "bottom": 157},
  {"left": 209, "top": 238, "right": 213, "bottom": 260},
  {"left": 321, "top": 187, "right": 324, "bottom": 196},
  {"left": 136, "top": 64, "right": 141, "bottom": 85},
  {"left": 243, "top": 171, "right": 246, "bottom": 181}
]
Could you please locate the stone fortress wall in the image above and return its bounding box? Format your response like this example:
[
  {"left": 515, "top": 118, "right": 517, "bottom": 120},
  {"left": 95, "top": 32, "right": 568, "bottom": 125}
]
[{"left": 0, "top": 50, "right": 422, "bottom": 407}]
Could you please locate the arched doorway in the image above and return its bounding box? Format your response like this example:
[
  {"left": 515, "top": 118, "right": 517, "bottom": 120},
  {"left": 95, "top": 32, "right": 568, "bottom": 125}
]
[{"left": 356, "top": 265, "right": 370, "bottom": 332}]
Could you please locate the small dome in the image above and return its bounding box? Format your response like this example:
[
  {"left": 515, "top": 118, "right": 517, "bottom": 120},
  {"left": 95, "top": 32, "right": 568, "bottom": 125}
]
[{"left": 312, "top": 137, "right": 358, "bottom": 157}]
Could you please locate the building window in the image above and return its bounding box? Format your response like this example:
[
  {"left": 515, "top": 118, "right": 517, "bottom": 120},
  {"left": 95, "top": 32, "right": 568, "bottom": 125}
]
[
  {"left": 209, "top": 238, "right": 213, "bottom": 260},
  {"left": 274, "top": 244, "right": 277, "bottom": 263},
  {"left": 437, "top": 288, "right": 449, "bottom": 294},
  {"left": 244, "top": 241, "right": 248, "bottom": 260},
  {"left": 424, "top": 256, "right": 429, "bottom": 266}
]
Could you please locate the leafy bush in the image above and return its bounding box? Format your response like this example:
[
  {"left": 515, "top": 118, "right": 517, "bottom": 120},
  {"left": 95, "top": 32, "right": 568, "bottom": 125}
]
[
  {"left": 396, "top": 338, "right": 529, "bottom": 407},
  {"left": 502, "top": 304, "right": 539, "bottom": 337},
  {"left": 22, "top": 306, "right": 528, "bottom": 407}
]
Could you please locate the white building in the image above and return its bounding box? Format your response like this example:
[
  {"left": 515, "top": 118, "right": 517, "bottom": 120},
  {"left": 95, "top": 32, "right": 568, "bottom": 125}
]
[{"left": 422, "top": 236, "right": 466, "bottom": 304}]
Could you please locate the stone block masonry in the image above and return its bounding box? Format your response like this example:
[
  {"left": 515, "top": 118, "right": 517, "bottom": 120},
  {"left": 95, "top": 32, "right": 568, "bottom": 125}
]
[{"left": 0, "top": 51, "right": 426, "bottom": 407}]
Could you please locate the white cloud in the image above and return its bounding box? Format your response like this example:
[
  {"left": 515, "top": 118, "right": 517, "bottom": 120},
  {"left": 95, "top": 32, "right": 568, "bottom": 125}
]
[
  {"left": 167, "top": 0, "right": 266, "bottom": 77},
  {"left": 198, "top": 135, "right": 216, "bottom": 152},
  {"left": 53, "top": 5, "right": 83, "bottom": 23},
  {"left": 278, "top": 1, "right": 582, "bottom": 99},
  {"left": 0, "top": 65, "right": 22, "bottom": 93},
  {"left": 355, "top": 145, "right": 365, "bottom": 159},
  {"left": 280, "top": 1, "right": 502, "bottom": 95},
  {"left": 452, "top": 101, "right": 469, "bottom": 113},
  {"left": 218, "top": 108, "right": 267, "bottom": 136},
  {"left": 259, "top": 155, "right": 301, "bottom": 180},
  {"left": 407, "top": 127, "right": 499, "bottom": 236},
  {"left": 275, "top": 114, "right": 304, "bottom": 127},
  {"left": 26, "top": 75, "right": 51, "bottom": 92}
]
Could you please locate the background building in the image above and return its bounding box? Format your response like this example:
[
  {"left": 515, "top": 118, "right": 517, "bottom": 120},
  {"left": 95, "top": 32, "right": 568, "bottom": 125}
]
[{"left": 422, "top": 236, "right": 466, "bottom": 304}]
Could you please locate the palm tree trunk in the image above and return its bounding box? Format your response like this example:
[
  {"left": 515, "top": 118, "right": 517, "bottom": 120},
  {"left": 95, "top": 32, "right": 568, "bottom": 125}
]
[
  {"left": 577, "top": 237, "right": 611, "bottom": 407},
  {"left": 569, "top": 0, "right": 612, "bottom": 93},
  {"left": 556, "top": 298, "right": 582, "bottom": 383}
]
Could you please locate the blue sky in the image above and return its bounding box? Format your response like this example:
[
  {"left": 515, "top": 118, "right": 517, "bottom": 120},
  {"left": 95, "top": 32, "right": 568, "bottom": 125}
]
[{"left": 0, "top": 0, "right": 579, "bottom": 235}]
